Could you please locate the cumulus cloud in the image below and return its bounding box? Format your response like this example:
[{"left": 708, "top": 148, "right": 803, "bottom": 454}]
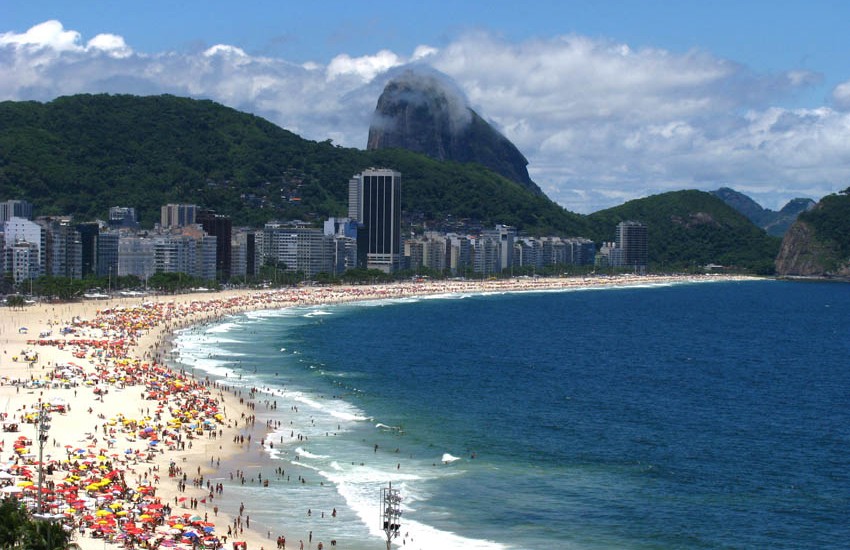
[
  {"left": 0, "top": 20, "right": 847, "bottom": 213},
  {"left": 326, "top": 49, "right": 403, "bottom": 82},
  {"left": 831, "top": 80, "right": 850, "bottom": 110},
  {"left": 0, "top": 20, "right": 81, "bottom": 51}
]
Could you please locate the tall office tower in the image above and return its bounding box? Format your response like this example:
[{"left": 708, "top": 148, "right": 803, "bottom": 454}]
[
  {"left": 75, "top": 222, "right": 100, "bottom": 277},
  {"left": 160, "top": 204, "right": 198, "bottom": 229},
  {"left": 616, "top": 220, "right": 648, "bottom": 271},
  {"left": 96, "top": 231, "right": 120, "bottom": 279},
  {"left": 354, "top": 168, "right": 401, "bottom": 273},
  {"left": 0, "top": 200, "right": 34, "bottom": 223},
  {"left": 197, "top": 210, "right": 232, "bottom": 280}
]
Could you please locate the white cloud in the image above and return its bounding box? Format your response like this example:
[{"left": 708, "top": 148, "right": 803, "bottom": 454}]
[
  {"left": 86, "top": 33, "right": 133, "bottom": 58},
  {"left": 326, "top": 50, "right": 402, "bottom": 82},
  {"left": 831, "top": 80, "right": 850, "bottom": 110},
  {"left": 0, "top": 20, "right": 81, "bottom": 51},
  {"left": 0, "top": 20, "right": 846, "bottom": 213},
  {"left": 203, "top": 44, "right": 248, "bottom": 58}
]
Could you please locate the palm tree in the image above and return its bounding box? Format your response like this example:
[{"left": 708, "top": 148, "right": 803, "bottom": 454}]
[
  {"left": 21, "top": 519, "right": 80, "bottom": 550},
  {"left": 0, "top": 498, "right": 28, "bottom": 548},
  {"left": 0, "top": 499, "right": 80, "bottom": 550}
]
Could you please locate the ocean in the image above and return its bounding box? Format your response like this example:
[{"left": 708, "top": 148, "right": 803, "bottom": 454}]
[{"left": 172, "top": 279, "right": 850, "bottom": 549}]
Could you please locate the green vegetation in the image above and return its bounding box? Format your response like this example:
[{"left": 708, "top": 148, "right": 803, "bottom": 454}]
[
  {"left": 795, "top": 190, "right": 850, "bottom": 267},
  {"left": 0, "top": 94, "right": 583, "bottom": 235},
  {"left": 587, "top": 190, "right": 781, "bottom": 273},
  {"left": 0, "top": 498, "right": 79, "bottom": 549},
  {"left": 0, "top": 94, "right": 782, "bottom": 271},
  {"left": 5, "top": 295, "right": 26, "bottom": 309},
  {"left": 145, "top": 272, "right": 218, "bottom": 293}
]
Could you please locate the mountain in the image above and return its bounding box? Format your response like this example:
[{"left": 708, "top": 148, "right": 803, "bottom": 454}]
[
  {"left": 587, "top": 190, "right": 781, "bottom": 273},
  {"left": 710, "top": 187, "right": 814, "bottom": 236},
  {"left": 0, "top": 94, "right": 781, "bottom": 272},
  {"left": 367, "top": 69, "right": 544, "bottom": 196},
  {"left": 0, "top": 93, "right": 580, "bottom": 235},
  {"left": 775, "top": 190, "right": 850, "bottom": 277}
]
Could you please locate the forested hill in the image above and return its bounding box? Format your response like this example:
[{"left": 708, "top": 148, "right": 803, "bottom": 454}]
[
  {"left": 586, "top": 190, "right": 781, "bottom": 273},
  {"left": 0, "top": 94, "right": 584, "bottom": 234},
  {"left": 775, "top": 189, "right": 850, "bottom": 277},
  {"left": 1, "top": 94, "right": 782, "bottom": 271}
]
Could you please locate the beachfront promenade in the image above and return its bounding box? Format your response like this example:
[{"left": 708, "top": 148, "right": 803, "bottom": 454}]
[{"left": 0, "top": 274, "right": 751, "bottom": 549}]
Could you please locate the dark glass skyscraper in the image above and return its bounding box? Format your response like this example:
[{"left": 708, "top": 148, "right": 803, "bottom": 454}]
[
  {"left": 353, "top": 169, "right": 401, "bottom": 273},
  {"left": 197, "top": 209, "right": 232, "bottom": 280},
  {"left": 616, "top": 220, "right": 648, "bottom": 271}
]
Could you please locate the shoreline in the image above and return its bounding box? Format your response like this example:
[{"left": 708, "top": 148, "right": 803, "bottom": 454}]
[{"left": 0, "top": 274, "right": 760, "bottom": 549}]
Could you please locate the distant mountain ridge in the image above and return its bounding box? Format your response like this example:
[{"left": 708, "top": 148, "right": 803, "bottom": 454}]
[
  {"left": 710, "top": 187, "right": 814, "bottom": 236},
  {"left": 367, "top": 69, "right": 544, "bottom": 196},
  {"left": 587, "top": 190, "right": 780, "bottom": 273}
]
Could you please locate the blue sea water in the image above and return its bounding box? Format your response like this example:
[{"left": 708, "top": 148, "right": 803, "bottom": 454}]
[{"left": 174, "top": 279, "right": 850, "bottom": 549}]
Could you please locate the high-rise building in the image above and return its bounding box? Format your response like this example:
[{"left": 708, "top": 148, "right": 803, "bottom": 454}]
[
  {"left": 37, "top": 216, "right": 82, "bottom": 279},
  {"left": 481, "top": 225, "right": 515, "bottom": 272},
  {"left": 446, "top": 233, "right": 472, "bottom": 275},
  {"left": 324, "top": 218, "right": 359, "bottom": 275},
  {"left": 616, "top": 221, "right": 648, "bottom": 271},
  {"left": 231, "top": 229, "right": 261, "bottom": 279},
  {"left": 0, "top": 200, "right": 33, "bottom": 223},
  {"left": 152, "top": 226, "right": 217, "bottom": 280},
  {"left": 118, "top": 233, "right": 155, "bottom": 280},
  {"left": 2, "top": 217, "right": 45, "bottom": 282},
  {"left": 351, "top": 169, "right": 401, "bottom": 273},
  {"left": 263, "top": 222, "right": 334, "bottom": 279},
  {"left": 160, "top": 204, "right": 198, "bottom": 229},
  {"left": 471, "top": 235, "right": 500, "bottom": 276},
  {"left": 348, "top": 176, "right": 362, "bottom": 221},
  {"left": 197, "top": 210, "right": 232, "bottom": 280},
  {"left": 96, "top": 231, "right": 120, "bottom": 280},
  {"left": 76, "top": 222, "right": 100, "bottom": 277}
]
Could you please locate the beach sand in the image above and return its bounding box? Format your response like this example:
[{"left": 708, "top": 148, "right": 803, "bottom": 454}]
[{"left": 0, "top": 274, "right": 755, "bottom": 549}]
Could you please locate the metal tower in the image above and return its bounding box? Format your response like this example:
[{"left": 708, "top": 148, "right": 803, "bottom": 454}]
[{"left": 380, "top": 482, "right": 402, "bottom": 549}]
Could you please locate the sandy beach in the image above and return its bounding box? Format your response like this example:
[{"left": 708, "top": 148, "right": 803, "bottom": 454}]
[{"left": 0, "top": 273, "right": 755, "bottom": 549}]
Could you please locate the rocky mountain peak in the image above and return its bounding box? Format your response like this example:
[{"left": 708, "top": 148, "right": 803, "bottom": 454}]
[{"left": 367, "top": 69, "right": 544, "bottom": 196}]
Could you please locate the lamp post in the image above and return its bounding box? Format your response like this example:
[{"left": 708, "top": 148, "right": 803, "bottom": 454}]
[
  {"left": 380, "top": 482, "right": 402, "bottom": 549},
  {"left": 36, "top": 408, "right": 50, "bottom": 513}
]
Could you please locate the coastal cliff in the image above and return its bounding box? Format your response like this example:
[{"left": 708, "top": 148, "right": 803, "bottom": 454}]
[{"left": 774, "top": 191, "right": 850, "bottom": 277}]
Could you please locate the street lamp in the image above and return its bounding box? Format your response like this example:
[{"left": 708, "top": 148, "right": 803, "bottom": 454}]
[
  {"left": 36, "top": 408, "right": 50, "bottom": 513},
  {"left": 380, "top": 482, "right": 402, "bottom": 549}
]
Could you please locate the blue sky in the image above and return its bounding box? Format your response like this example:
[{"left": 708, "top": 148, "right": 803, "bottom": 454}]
[{"left": 3, "top": 0, "right": 850, "bottom": 213}]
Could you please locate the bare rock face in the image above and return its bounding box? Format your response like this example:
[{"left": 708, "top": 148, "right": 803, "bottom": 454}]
[
  {"left": 367, "top": 69, "right": 544, "bottom": 196},
  {"left": 774, "top": 220, "right": 850, "bottom": 277}
]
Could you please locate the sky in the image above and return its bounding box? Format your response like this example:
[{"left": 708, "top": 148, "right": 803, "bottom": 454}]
[{"left": 3, "top": 0, "right": 850, "bottom": 214}]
